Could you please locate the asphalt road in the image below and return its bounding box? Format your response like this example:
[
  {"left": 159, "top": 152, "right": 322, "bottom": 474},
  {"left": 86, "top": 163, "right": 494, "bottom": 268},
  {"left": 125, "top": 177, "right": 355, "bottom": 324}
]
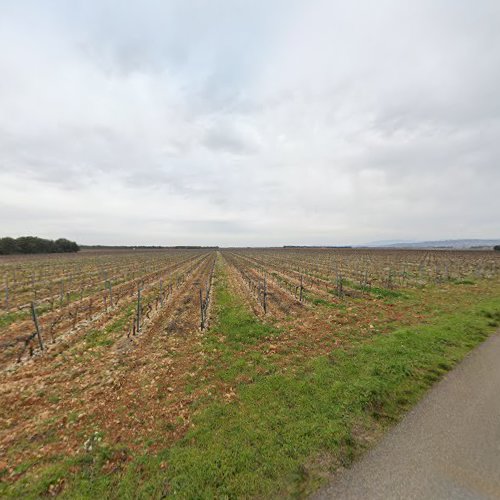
[{"left": 313, "top": 330, "right": 500, "bottom": 500}]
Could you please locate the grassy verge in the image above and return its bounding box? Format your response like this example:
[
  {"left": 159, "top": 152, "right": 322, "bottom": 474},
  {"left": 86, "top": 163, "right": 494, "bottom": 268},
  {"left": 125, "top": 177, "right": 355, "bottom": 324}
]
[
  {"left": 2, "top": 265, "right": 500, "bottom": 498},
  {"left": 163, "top": 294, "right": 500, "bottom": 497}
]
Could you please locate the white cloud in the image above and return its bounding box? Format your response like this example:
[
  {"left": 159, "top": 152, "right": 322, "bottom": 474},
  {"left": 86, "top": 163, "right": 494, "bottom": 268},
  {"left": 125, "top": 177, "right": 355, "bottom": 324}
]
[{"left": 0, "top": 0, "right": 499, "bottom": 245}]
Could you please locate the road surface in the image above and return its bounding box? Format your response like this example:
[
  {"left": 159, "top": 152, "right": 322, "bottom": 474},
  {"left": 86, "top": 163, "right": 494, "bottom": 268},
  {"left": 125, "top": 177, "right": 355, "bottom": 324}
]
[{"left": 313, "top": 330, "right": 500, "bottom": 499}]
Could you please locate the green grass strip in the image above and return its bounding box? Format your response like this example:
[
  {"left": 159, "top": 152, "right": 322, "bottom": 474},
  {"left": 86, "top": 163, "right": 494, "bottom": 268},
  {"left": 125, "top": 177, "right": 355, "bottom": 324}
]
[{"left": 164, "top": 299, "right": 500, "bottom": 498}]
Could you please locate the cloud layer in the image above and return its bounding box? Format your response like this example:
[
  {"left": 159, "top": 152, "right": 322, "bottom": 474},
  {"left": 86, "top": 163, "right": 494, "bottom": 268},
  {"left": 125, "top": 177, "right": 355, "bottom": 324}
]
[{"left": 1, "top": 0, "right": 499, "bottom": 245}]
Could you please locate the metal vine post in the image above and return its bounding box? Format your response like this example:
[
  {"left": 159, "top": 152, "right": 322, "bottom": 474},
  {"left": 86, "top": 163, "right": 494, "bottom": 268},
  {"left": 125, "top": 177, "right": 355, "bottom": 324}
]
[{"left": 30, "top": 301, "right": 44, "bottom": 351}]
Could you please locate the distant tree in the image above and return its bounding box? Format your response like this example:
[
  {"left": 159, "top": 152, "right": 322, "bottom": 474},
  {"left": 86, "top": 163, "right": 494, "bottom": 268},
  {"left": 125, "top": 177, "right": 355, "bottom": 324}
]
[
  {"left": 55, "top": 238, "right": 80, "bottom": 253},
  {"left": 0, "top": 237, "right": 20, "bottom": 255},
  {"left": 16, "top": 236, "right": 55, "bottom": 254},
  {"left": 0, "top": 236, "right": 79, "bottom": 255},
  {"left": 494, "top": 245, "right": 500, "bottom": 252}
]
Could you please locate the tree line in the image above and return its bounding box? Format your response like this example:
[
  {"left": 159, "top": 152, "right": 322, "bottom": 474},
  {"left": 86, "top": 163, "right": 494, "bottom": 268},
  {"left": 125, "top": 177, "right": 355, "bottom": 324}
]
[{"left": 0, "top": 236, "right": 80, "bottom": 255}]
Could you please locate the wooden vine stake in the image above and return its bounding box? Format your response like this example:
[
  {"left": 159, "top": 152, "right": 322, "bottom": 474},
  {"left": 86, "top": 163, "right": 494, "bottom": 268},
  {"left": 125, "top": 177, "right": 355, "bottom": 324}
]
[
  {"left": 30, "top": 301, "right": 44, "bottom": 351},
  {"left": 336, "top": 272, "right": 344, "bottom": 298}
]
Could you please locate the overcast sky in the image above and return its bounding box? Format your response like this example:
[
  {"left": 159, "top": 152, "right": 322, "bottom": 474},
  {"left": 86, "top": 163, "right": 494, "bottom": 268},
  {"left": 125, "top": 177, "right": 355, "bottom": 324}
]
[{"left": 0, "top": 0, "right": 499, "bottom": 246}]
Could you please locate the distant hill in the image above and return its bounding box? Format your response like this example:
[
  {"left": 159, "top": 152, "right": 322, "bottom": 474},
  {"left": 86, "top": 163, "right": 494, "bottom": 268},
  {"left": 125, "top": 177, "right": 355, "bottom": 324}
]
[
  {"left": 361, "top": 239, "right": 500, "bottom": 249},
  {"left": 363, "top": 240, "right": 417, "bottom": 246}
]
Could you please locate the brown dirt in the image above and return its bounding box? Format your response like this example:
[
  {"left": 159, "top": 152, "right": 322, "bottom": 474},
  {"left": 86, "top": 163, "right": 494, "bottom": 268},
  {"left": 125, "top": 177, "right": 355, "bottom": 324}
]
[{"left": 0, "top": 253, "right": 216, "bottom": 473}]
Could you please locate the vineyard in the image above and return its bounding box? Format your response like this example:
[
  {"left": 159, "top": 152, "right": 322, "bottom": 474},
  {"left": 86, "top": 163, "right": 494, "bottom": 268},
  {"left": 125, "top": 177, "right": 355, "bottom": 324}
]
[
  {"left": 0, "top": 249, "right": 216, "bottom": 365},
  {"left": 1, "top": 247, "right": 500, "bottom": 497},
  {"left": 223, "top": 248, "right": 500, "bottom": 315}
]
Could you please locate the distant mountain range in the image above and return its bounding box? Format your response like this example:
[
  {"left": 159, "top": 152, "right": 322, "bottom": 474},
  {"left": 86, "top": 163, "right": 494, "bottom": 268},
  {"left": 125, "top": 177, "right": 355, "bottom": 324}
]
[{"left": 361, "top": 239, "right": 500, "bottom": 249}]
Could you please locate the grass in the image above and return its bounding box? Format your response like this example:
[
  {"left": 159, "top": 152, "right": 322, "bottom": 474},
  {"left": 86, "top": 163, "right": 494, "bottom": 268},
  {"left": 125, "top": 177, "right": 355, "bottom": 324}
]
[
  {"left": 0, "top": 303, "right": 53, "bottom": 329},
  {"left": 162, "top": 295, "right": 500, "bottom": 498},
  {"left": 343, "top": 280, "right": 405, "bottom": 299},
  {"left": 84, "top": 303, "right": 136, "bottom": 349},
  {"left": 0, "top": 303, "right": 51, "bottom": 329},
  {"left": 452, "top": 278, "right": 476, "bottom": 285},
  {"left": 85, "top": 329, "right": 114, "bottom": 348},
  {"left": 189, "top": 263, "right": 281, "bottom": 387},
  {"left": 105, "top": 303, "right": 136, "bottom": 334},
  {"left": 309, "top": 296, "right": 346, "bottom": 309},
  {"left": 0, "top": 310, "right": 27, "bottom": 329},
  {"left": 2, "top": 269, "right": 500, "bottom": 498}
]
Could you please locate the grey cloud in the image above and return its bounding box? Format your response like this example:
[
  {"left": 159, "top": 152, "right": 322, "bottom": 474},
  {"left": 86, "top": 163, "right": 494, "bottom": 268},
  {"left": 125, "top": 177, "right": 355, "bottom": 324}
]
[
  {"left": 202, "top": 120, "right": 261, "bottom": 155},
  {"left": 0, "top": 0, "right": 499, "bottom": 245}
]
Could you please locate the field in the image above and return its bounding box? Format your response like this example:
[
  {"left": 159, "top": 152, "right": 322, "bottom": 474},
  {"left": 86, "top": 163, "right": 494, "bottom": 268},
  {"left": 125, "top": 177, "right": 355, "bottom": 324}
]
[{"left": 1, "top": 248, "right": 500, "bottom": 498}]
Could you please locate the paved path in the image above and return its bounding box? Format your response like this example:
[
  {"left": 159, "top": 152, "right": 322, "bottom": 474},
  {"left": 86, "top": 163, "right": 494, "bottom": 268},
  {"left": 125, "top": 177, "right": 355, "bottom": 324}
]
[{"left": 314, "top": 331, "right": 500, "bottom": 500}]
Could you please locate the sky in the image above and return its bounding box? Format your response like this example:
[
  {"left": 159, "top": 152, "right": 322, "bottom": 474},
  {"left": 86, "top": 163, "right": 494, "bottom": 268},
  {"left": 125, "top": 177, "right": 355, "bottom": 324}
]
[{"left": 1, "top": 0, "right": 499, "bottom": 246}]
